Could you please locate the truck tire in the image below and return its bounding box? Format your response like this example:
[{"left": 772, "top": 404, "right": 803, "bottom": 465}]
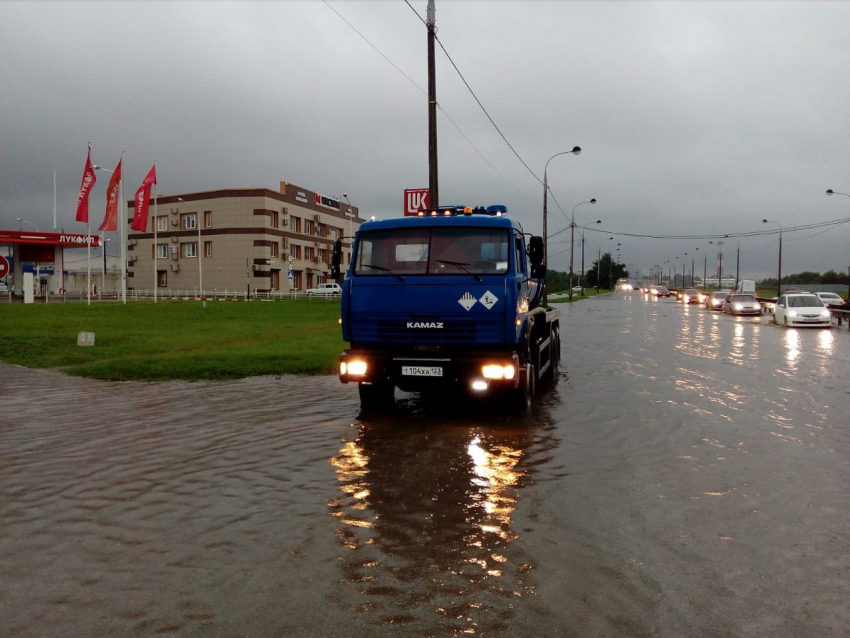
[{"left": 358, "top": 381, "right": 395, "bottom": 411}]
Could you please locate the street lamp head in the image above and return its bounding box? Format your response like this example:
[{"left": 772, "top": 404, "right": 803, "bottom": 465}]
[
  {"left": 826, "top": 189, "right": 834, "bottom": 195},
  {"left": 762, "top": 219, "right": 769, "bottom": 224},
  {"left": 594, "top": 219, "right": 601, "bottom": 224},
  {"left": 342, "top": 192, "right": 348, "bottom": 198},
  {"left": 571, "top": 146, "right": 582, "bottom": 155},
  {"left": 589, "top": 198, "right": 596, "bottom": 204}
]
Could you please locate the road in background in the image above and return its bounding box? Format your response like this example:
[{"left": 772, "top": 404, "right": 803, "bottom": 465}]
[{"left": 1, "top": 292, "right": 848, "bottom": 637}]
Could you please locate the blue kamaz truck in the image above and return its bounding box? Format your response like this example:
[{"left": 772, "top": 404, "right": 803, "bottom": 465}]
[{"left": 334, "top": 205, "right": 561, "bottom": 411}]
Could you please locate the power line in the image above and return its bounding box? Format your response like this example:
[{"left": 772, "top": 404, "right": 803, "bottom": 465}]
[
  {"left": 326, "top": 0, "right": 529, "bottom": 200},
  {"left": 582, "top": 217, "right": 850, "bottom": 241}
]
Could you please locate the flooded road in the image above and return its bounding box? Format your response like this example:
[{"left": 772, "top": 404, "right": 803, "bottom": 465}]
[{"left": 2, "top": 293, "right": 849, "bottom": 637}]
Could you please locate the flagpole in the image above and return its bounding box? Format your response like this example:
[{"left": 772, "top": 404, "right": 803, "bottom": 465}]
[
  {"left": 101, "top": 232, "right": 106, "bottom": 299},
  {"left": 153, "top": 175, "right": 158, "bottom": 304},
  {"left": 121, "top": 151, "right": 127, "bottom": 305},
  {"left": 87, "top": 219, "right": 91, "bottom": 306}
]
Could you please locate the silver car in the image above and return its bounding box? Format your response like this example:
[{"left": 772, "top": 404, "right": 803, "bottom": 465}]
[{"left": 724, "top": 294, "right": 761, "bottom": 316}]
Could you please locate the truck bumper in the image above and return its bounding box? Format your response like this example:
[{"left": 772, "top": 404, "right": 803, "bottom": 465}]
[{"left": 339, "top": 347, "right": 521, "bottom": 393}]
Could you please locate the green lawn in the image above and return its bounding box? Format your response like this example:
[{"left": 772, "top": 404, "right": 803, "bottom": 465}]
[{"left": 0, "top": 299, "right": 345, "bottom": 381}]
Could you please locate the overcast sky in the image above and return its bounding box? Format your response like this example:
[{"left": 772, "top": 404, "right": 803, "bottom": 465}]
[{"left": 2, "top": 1, "right": 849, "bottom": 280}]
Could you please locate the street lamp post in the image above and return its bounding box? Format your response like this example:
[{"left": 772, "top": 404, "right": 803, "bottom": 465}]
[
  {"left": 579, "top": 219, "right": 601, "bottom": 295},
  {"left": 568, "top": 198, "right": 596, "bottom": 300},
  {"left": 762, "top": 219, "right": 783, "bottom": 297},
  {"left": 826, "top": 189, "right": 850, "bottom": 299},
  {"left": 16, "top": 217, "right": 39, "bottom": 231},
  {"left": 342, "top": 193, "right": 354, "bottom": 277},
  {"left": 542, "top": 146, "right": 581, "bottom": 305}
]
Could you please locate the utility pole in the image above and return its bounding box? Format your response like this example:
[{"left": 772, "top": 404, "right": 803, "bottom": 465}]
[
  {"left": 427, "top": 0, "right": 439, "bottom": 209},
  {"left": 735, "top": 245, "right": 740, "bottom": 289}
]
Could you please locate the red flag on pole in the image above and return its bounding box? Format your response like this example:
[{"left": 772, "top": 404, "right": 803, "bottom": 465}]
[
  {"left": 98, "top": 159, "right": 122, "bottom": 232},
  {"left": 75, "top": 147, "right": 97, "bottom": 223},
  {"left": 131, "top": 164, "right": 158, "bottom": 232}
]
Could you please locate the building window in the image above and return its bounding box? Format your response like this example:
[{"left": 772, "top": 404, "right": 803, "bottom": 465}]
[
  {"left": 181, "top": 242, "right": 198, "bottom": 258},
  {"left": 271, "top": 242, "right": 279, "bottom": 258},
  {"left": 181, "top": 212, "right": 197, "bottom": 230},
  {"left": 204, "top": 211, "right": 212, "bottom": 228},
  {"left": 304, "top": 220, "right": 313, "bottom": 235},
  {"left": 271, "top": 211, "right": 279, "bottom": 228},
  {"left": 157, "top": 271, "right": 167, "bottom": 287},
  {"left": 304, "top": 246, "right": 314, "bottom": 261},
  {"left": 318, "top": 249, "right": 325, "bottom": 263},
  {"left": 292, "top": 244, "right": 301, "bottom": 260},
  {"left": 317, "top": 223, "right": 325, "bottom": 237},
  {"left": 156, "top": 216, "right": 168, "bottom": 232},
  {"left": 204, "top": 241, "right": 212, "bottom": 258},
  {"left": 291, "top": 216, "right": 301, "bottom": 233},
  {"left": 155, "top": 244, "right": 168, "bottom": 259}
]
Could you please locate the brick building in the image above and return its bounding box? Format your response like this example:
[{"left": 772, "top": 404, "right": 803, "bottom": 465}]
[{"left": 127, "top": 181, "right": 361, "bottom": 295}]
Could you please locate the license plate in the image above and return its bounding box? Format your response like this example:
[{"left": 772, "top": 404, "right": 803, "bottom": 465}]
[{"left": 402, "top": 366, "right": 443, "bottom": 377}]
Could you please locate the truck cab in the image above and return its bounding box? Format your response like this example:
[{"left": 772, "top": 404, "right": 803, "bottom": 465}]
[{"left": 336, "top": 205, "right": 559, "bottom": 411}]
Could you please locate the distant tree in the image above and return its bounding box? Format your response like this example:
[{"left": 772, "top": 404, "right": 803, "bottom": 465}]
[{"left": 585, "top": 253, "right": 628, "bottom": 290}]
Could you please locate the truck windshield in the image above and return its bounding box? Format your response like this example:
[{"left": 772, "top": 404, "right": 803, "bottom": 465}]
[{"left": 354, "top": 227, "right": 510, "bottom": 276}]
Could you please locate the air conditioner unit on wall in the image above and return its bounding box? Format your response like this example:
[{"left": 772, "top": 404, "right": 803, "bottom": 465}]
[
  {"left": 313, "top": 214, "right": 320, "bottom": 222},
  {"left": 282, "top": 239, "right": 289, "bottom": 248},
  {"left": 171, "top": 219, "right": 179, "bottom": 226},
  {"left": 171, "top": 264, "right": 179, "bottom": 272},
  {"left": 171, "top": 236, "right": 178, "bottom": 243},
  {"left": 170, "top": 245, "right": 177, "bottom": 254},
  {"left": 171, "top": 254, "right": 178, "bottom": 261},
  {"left": 281, "top": 219, "right": 288, "bottom": 227},
  {"left": 128, "top": 239, "right": 137, "bottom": 247}
]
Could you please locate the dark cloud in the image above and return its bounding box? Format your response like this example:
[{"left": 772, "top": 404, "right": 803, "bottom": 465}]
[{"left": 2, "top": 1, "right": 849, "bottom": 279}]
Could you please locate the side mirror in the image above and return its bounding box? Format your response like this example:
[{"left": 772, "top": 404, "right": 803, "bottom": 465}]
[
  {"left": 531, "top": 264, "right": 547, "bottom": 279},
  {"left": 528, "top": 236, "right": 544, "bottom": 266}
]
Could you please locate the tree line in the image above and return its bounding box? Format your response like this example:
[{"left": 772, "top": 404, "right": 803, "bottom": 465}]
[{"left": 548, "top": 253, "right": 628, "bottom": 292}]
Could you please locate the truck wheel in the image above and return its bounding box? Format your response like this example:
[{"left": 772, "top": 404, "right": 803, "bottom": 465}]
[
  {"left": 358, "top": 381, "right": 395, "bottom": 411},
  {"left": 506, "top": 362, "right": 535, "bottom": 412}
]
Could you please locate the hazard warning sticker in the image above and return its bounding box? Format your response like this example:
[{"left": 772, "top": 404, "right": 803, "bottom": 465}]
[
  {"left": 479, "top": 291, "right": 499, "bottom": 310},
  {"left": 458, "top": 292, "right": 477, "bottom": 311}
]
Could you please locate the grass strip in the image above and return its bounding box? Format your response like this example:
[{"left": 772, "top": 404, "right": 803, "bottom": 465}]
[{"left": 0, "top": 299, "right": 345, "bottom": 381}]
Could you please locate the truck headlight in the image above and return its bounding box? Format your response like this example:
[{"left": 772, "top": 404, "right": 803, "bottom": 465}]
[
  {"left": 342, "top": 360, "right": 368, "bottom": 376},
  {"left": 482, "top": 364, "right": 516, "bottom": 380}
]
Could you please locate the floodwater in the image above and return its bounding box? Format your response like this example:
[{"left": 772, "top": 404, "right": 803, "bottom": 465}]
[{"left": 1, "top": 293, "right": 849, "bottom": 638}]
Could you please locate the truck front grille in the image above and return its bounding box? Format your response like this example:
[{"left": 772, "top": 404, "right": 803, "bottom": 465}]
[{"left": 353, "top": 314, "right": 503, "bottom": 344}]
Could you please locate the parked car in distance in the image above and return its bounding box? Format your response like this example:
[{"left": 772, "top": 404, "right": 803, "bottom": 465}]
[
  {"left": 815, "top": 291, "right": 844, "bottom": 307},
  {"left": 724, "top": 293, "right": 762, "bottom": 315},
  {"left": 681, "top": 288, "right": 701, "bottom": 304},
  {"left": 705, "top": 290, "right": 732, "bottom": 310},
  {"left": 305, "top": 283, "right": 342, "bottom": 296},
  {"left": 0, "top": 282, "right": 8, "bottom": 293},
  {"left": 774, "top": 293, "right": 831, "bottom": 327},
  {"left": 653, "top": 286, "right": 671, "bottom": 298}
]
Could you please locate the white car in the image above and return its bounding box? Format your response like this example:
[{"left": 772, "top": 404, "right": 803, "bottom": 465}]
[
  {"left": 815, "top": 291, "right": 844, "bottom": 307},
  {"left": 774, "top": 293, "right": 831, "bottom": 327},
  {"left": 0, "top": 282, "right": 8, "bottom": 293},
  {"left": 305, "top": 283, "right": 342, "bottom": 297}
]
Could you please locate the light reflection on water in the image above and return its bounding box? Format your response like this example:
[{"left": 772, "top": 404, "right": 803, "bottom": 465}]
[{"left": 328, "top": 421, "right": 533, "bottom": 633}]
